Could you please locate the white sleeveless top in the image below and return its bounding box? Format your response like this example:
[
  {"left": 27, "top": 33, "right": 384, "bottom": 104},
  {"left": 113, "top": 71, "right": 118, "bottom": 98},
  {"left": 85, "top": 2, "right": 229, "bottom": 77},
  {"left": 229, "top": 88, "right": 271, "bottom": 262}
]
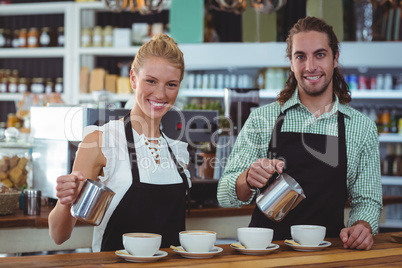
[{"left": 80, "top": 120, "right": 191, "bottom": 252}]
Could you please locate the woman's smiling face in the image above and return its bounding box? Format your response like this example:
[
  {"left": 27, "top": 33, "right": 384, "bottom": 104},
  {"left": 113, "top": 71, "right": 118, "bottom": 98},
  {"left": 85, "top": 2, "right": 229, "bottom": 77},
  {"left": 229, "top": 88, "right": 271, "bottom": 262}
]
[{"left": 131, "top": 56, "right": 181, "bottom": 122}]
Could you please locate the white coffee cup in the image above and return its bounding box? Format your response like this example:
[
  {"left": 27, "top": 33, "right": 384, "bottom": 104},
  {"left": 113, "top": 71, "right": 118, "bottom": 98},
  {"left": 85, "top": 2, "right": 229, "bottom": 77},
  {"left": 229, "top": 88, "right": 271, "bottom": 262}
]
[
  {"left": 291, "top": 225, "right": 326, "bottom": 246},
  {"left": 237, "top": 227, "right": 273, "bottom": 249},
  {"left": 179, "top": 230, "right": 216, "bottom": 252},
  {"left": 122, "top": 233, "right": 161, "bottom": 257}
]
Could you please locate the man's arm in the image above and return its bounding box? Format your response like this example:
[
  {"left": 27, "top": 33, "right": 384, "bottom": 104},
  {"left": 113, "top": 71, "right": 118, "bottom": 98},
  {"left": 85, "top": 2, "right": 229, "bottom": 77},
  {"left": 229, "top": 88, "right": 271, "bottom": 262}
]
[
  {"left": 217, "top": 112, "right": 265, "bottom": 207},
  {"left": 341, "top": 119, "right": 382, "bottom": 250}
]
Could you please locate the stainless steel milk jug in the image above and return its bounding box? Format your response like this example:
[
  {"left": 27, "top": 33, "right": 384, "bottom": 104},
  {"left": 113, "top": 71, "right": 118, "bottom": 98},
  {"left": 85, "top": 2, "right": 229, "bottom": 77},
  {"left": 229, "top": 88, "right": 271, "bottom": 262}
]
[
  {"left": 256, "top": 172, "right": 306, "bottom": 222},
  {"left": 70, "top": 179, "right": 115, "bottom": 226}
]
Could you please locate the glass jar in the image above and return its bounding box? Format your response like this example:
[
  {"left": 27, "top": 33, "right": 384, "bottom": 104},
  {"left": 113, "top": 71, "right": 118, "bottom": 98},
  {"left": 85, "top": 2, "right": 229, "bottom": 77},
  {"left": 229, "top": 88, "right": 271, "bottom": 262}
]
[
  {"left": 31, "top": 78, "right": 44, "bottom": 94},
  {"left": 45, "top": 78, "right": 54, "bottom": 93},
  {"left": 8, "top": 77, "right": 18, "bottom": 93},
  {"left": 103, "top": 25, "right": 113, "bottom": 47},
  {"left": 80, "top": 27, "right": 92, "bottom": 47},
  {"left": 18, "top": 78, "right": 29, "bottom": 93},
  {"left": 11, "top": 69, "right": 18, "bottom": 79},
  {"left": 39, "top": 27, "right": 52, "bottom": 47},
  {"left": 0, "top": 77, "right": 8, "bottom": 93},
  {"left": 0, "top": 28, "right": 6, "bottom": 48},
  {"left": 57, "top": 26, "right": 64, "bottom": 47},
  {"left": 6, "top": 113, "right": 19, "bottom": 128},
  {"left": 4, "top": 29, "right": 11, "bottom": 48},
  {"left": 19, "top": 28, "right": 28, "bottom": 48},
  {"left": 92, "top": 26, "right": 103, "bottom": 47},
  {"left": 11, "top": 29, "right": 20, "bottom": 48},
  {"left": 27, "top": 27, "right": 39, "bottom": 48},
  {"left": 55, "top": 77, "right": 63, "bottom": 93},
  {"left": 4, "top": 69, "right": 10, "bottom": 79}
]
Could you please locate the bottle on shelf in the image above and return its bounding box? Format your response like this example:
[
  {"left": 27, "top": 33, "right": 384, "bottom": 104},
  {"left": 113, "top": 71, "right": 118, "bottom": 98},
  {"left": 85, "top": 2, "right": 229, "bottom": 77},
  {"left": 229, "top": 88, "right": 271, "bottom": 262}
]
[
  {"left": 103, "top": 25, "right": 113, "bottom": 47},
  {"left": 18, "top": 28, "right": 28, "bottom": 48},
  {"left": 11, "top": 69, "right": 19, "bottom": 79},
  {"left": 45, "top": 78, "right": 54, "bottom": 94},
  {"left": 8, "top": 77, "right": 18, "bottom": 93},
  {"left": 393, "top": 144, "right": 402, "bottom": 177},
  {"left": 40, "top": 27, "right": 53, "bottom": 47},
  {"left": 57, "top": 27, "right": 64, "bottom": 47},
  {"left": 27, "top": 27, "right": 40, "bottom": 48},
  {"left": 4, "top": 69, "right": 10, "bottom": 78},
  {"left": 18, "top": 77, "right": 29, "bottom": 93},
  {"left": 368, "top": 106, "right": 377, "bottom": 126},
  {"left": 11, "top": 29, "right": 20, "bottom": 48},
  {"left": 4, "top": 29, "right": 11, "bottom": 48},
  {"left": 7, "top": 113, "right": 20, "bottom": 128},
  {"left": 0, "top": 28, "right": 6, "bottom": 48},
  {"left": 92, "top": 26, "right": 103, "bottom": 47},
  {"left": 381, "top": 108, "right": 391, "bottom": 133},
  {"left": 399, "top": 118, "right": 402, "bottom": 135},
  {"left": 390, "top": 108, "right": 398, "bottom": 134},
  {"left": 31, "top": 77, "right": 45, "bottom": 94},
  {"left": 383, "top": 144, "right": 395, "bottom": 176},
  {"left": 55, "top": 77, "right": 63, "bottom": 93},
  {"left": 80, "top": 27, "right": 92, "bottom": 47},
  {"left": 0, "top": 77, "right": 8, "bottom": 93},
  {"left": 349, "top": 74, "right": 358, "bottom": 90}
]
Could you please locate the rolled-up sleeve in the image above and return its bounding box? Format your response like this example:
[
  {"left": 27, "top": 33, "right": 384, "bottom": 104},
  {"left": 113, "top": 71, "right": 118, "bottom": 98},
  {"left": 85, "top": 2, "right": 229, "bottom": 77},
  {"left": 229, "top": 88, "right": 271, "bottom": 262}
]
[{"left": 217, "top": 110, "right": 271, "bottom": 207}]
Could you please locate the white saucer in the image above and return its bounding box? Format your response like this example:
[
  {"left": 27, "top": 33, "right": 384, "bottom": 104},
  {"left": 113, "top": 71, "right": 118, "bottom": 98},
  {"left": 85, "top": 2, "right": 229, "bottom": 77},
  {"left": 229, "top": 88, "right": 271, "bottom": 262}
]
[
  {"left": 284, "top": 240, "right": 331, "bottom": 252},
  {"left": 115, "top": 249, "right": 168, "bottom": 262},
  {"left": 231, "top": 243, "right": 280, "bottom": 255},
  {"left": 172, "top": 246, "right": 223, "bottom": 259}
]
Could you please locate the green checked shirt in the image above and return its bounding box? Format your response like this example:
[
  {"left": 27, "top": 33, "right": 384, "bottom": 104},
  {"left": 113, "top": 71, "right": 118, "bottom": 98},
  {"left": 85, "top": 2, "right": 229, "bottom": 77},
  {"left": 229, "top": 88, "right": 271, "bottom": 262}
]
[{"left": 217, "top": 90, "right": 383, "bottom": 235}]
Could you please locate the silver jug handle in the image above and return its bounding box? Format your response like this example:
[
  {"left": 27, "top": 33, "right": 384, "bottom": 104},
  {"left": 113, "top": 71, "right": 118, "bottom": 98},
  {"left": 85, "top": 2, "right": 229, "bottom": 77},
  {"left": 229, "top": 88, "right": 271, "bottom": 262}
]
[{"left": 255, "top": 168, "right": 281, "bottom": 196}]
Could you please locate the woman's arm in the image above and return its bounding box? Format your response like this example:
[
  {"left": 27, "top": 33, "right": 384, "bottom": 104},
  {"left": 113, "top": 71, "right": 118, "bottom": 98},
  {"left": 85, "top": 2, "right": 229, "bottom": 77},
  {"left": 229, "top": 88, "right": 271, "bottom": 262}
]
[{"left": 48, "top": 131, "right": 106, "bottom": 245}]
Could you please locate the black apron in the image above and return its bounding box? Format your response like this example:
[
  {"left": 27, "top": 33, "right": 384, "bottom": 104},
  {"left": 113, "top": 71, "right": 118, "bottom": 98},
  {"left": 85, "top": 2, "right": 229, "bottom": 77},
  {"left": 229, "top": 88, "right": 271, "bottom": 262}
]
[
  {"left": 101, "top": 113, "right": 190, "bottom": 251},
  {"left": 249, "top": 110, "right": 347, "bottom": 240}
]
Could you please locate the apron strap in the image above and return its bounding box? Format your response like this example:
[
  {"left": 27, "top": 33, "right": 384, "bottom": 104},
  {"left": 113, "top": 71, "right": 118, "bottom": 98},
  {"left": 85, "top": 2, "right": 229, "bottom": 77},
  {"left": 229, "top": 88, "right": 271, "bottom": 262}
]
[
  {"left": 124, "top": 113, "right": 140, "bottom": 183},
  {"left": 161, "top": 132, "right": 191, "bottom": 216}
]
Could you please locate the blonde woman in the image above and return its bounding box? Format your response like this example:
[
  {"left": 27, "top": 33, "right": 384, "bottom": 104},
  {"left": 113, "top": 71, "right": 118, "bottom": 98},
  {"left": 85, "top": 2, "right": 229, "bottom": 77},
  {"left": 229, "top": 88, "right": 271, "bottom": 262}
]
[{"left": 49, "top": 34, "right": 191, "bottom": 252}]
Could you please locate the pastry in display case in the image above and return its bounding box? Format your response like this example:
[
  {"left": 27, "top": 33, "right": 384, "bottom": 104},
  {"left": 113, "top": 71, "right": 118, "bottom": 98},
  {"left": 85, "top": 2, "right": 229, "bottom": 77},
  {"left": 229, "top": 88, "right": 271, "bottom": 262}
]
[{"left": 0, "top": 127, "right": 32, "bottom": 191}]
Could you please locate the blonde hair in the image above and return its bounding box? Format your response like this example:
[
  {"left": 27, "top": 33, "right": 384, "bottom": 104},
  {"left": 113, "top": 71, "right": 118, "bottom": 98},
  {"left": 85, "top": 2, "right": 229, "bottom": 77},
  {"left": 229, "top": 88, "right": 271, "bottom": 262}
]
[{"left": 131, "top": 34, "right": 185, "bottom": 81}]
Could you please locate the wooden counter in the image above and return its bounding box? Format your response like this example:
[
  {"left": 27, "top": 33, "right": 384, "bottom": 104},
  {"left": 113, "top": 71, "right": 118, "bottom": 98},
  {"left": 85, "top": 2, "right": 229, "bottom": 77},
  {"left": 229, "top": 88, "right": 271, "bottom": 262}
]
[
  {"left": 0, "top": 204, "right": 255, "bottom": 254},
  {"left": 1, "top": 232, "right": 401, "bottom": 267}
]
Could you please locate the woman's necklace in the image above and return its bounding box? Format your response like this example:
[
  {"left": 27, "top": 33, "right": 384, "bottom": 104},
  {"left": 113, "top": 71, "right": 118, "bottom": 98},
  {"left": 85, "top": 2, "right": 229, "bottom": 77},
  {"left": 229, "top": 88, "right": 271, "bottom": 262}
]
[{"left": 143, "top": 135, "right": 162, "bottom": 162}]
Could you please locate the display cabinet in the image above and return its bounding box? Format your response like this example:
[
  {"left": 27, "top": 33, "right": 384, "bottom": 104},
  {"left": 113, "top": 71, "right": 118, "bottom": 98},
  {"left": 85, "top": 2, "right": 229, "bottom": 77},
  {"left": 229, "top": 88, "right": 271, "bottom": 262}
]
[{"left": 0, "top": 1, "right": 74, "bottom": 102}]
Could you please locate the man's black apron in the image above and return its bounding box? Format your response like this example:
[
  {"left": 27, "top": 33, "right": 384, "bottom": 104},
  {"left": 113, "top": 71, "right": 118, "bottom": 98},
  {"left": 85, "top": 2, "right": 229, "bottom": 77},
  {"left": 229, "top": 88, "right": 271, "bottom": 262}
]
[
  {"left": 249, "top": 110, "right": 347, "bottom": 240},
  {"left": 101, "top": 113, "right": 189, "bottom": 251}
]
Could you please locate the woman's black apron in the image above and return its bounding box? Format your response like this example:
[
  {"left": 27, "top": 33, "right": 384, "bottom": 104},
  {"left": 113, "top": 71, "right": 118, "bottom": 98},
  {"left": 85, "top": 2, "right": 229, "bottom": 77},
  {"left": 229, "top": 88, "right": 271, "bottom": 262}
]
[
  {"left": 101, "top": 113, "right": 189, "bottom": 251},
  {"left": 249, "top": 110, "right": 347, "bottom": 240}
]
